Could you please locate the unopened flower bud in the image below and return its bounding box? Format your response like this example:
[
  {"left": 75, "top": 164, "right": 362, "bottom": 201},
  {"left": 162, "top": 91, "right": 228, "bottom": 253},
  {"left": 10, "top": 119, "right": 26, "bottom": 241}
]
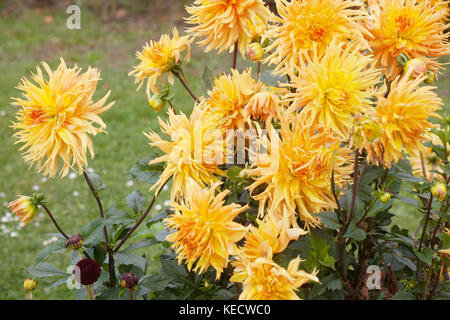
[
  {"left": 424, "top": 71, "right": 435, "bottom": 84},
  {"left": 8, "top": 196, "right": 38, "bottom": 226},
  {"left": 149, "top": 94, "right": 166, "bottom": 112},
  {"left": 74, "top": 258, "right": 101, "bottom": 285},
  {"left": 380, "top": 192, "right": 391, "bottom": 203},
  {"left": 248, "top": 43, "right": 264, "bottom": 62},
  {"left": 120, "top": 273, "right": 138, "bottom": 289},
  {"left": 24, "top": 278, "right": 37, "bottom": 291},
  {"left": 404, "top": 58, "right": 427, "bottom": 79},
  {"left": 431, "top": 182, "right": 446, "bottom": 201},
  {"left": 65, "top": 233, "right": 83, "bottom": 250}
]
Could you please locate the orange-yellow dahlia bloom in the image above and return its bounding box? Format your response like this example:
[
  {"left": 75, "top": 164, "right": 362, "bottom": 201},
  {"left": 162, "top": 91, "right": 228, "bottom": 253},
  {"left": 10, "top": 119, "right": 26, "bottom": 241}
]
[
  {"left": 129, "top": 28, "right": 191, "bottom": 96},
  {"left": 203, "top": 68, "right": 263, "bottom": 130},
  {"left": 11, "top": 58, "right": 114, "bottom": 178},
  {"left": 144, "top": 107, "right": 226, "bottom": 200},
  {"left": 285, "top": 40, "right": 380, "bottom": 139},
  {"left": 186, "top": 0, "right": 272, "bottom": 56},
  {"left": 365, "top": 0, "right": 450, "bottom": 80},
  {"left": 265, "top": 0, "right": 369, "bottom": 76},
  {"left": 244, "top": 111, "right": 353, "bottom": 228},
  {"left": 165, "top": 180, "right": 248, "bottom": 278},
  {"left": 375, "top": 76, "right": 442, "bottom": 167},
  {"left": 231, "top": 243, "right": 319, "bottom": 300},
  {"left": 232, "top": 212, "right": 307, "bottom": 279},
  {"left": 245, "top": 90, "right": 280, "bottom": 122},
  {"left": 351, "top": 114, "right": 385, "bottom": 166},
  {"left": 8, "top": 196, "right": 38, "bottom": 226},
  {"left": 408, "top": 134, "right": 449, "bottom": 181}
]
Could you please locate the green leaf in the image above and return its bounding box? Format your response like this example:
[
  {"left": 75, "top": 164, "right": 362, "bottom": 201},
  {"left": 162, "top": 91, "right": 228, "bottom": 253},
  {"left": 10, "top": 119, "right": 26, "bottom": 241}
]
[
  {"left": 29, "top": 262, "right": 69, "bottom": 278},
  {"left": 390, "top": 291, "right": 414, "bottom": 300},
  {"left": 260, "top": 70, "right": 285, "bottom": 87},
  {"left": 123, "top": 239, "right": 159, "bottom": 252},
  {"left": 344, "top": 222, "right": 366, "bottom": 241},
  {"left": 81, "top": 218, "right": 105, "bottom": 245},
  {"left": 414, "top": 247, "right": 433, "bottom": 266},
  {"left": 148, "top": 208, "right": 170, "bottom": 225},
  {"left": 126, "top": 190, "right": 146, "bottom": 215},
  {"left": 85, "top": 171, "right": 107, "bottom": 193},
  {"left": 201, "top": 66, "right": 213, "bottom": 93},
  {"left": 139, "top": 274, "right": 171, "bottom": 293},
  {"left": 126, "top": 153, "right": 165, "bottom": 185},
  {"left": 316, "top": 211, "right": 342, "bottom": 230},
  {"left": 160, "top": 254, "right": 196, "bottom": 288},
  {"left": 115, "top": 251, "right": 147, "bottom": 271},
  {"left": 105, "top": 203, "right": 134, "bottom": 225},
  {"left": 367, "top": 199, "right": 392, "bottom": 218},
  {"left": 33, "top": 239, "right": 65, "bottom": 266}
]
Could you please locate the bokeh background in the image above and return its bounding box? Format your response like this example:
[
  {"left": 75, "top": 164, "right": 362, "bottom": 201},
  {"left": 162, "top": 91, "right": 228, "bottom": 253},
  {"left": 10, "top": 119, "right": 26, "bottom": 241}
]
[{"left": 0, "top": 0, "right": 448, "bottom": 299}]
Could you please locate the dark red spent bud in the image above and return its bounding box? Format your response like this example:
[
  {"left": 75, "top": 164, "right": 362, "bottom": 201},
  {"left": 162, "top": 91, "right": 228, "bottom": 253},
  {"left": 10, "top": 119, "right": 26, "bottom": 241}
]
[
  {"left": 65, "top": 233, "right": 83, "bottom": 249},
  {"left": 120, "top": 273, "right": 138, "bottom": 289},
  {"left": 74, "top": 258, "right": 101, "bottom": 285}
]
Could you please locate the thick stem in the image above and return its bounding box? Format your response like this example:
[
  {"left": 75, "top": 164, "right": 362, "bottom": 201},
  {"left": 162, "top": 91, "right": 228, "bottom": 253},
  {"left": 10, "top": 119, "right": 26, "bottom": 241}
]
[
  {"left": 41, "top": 204, "right": 69, "bottom": 239},
  {"left": 174, "top": 72, "right": 200, "bottom": 103},
  {"left": 83, "top": 170, "right": 116, "bottom": 286},
  {"left": 346, "top": 150, "right": 360, "bottom": 226},
  {"left": 331, "top": 169, "right": 344, "bottom": 224},
  {"left": 113, "top": 178, "right": 170, "bottom": 253},
  {"left": 415, "top": 194, "right": 434, "bottom": 280},
  {"left": 232, "top": 42, "right": 238, "bottom": 69}
]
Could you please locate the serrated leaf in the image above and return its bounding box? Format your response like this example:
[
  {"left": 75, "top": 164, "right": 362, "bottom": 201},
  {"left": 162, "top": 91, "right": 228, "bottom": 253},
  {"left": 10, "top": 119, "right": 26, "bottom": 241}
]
[
  {"left": 148, "top": 208, "right": 170, "bottom": 225},
  {"left": 344, "top": 222, "right": 366, "bottom": 241},
  {"left": 126, "top": 190, "right": 146, "bottom": 215},
  {"left": 81, "top": 218, "right": 105, "bottom": 245},
  {"left": 367, "top": 199, "right": 392, "bottom": 218},
  {"left": 316, "top": 211, "right": 342, "bottom": 230},
  {"left": 115, "top": 251, "right": 147, "bottom": 271},
  {"left": 160, "top": 254, "right": 196, "bottom": 288},
  {"left": 126, "top": 153, "right": 165, "bottom": 185},
  {"left": 29, "top": 262, "right": 69, "bottom": 278},
  {"left": 34, "top": 240, "right": 65, "bottom": 266},
  {"left": 414, "top": 247, "right": 433, "bottom": 266},
  {"left": 85, "top": 171, "right": 107, "bottom": 193}
]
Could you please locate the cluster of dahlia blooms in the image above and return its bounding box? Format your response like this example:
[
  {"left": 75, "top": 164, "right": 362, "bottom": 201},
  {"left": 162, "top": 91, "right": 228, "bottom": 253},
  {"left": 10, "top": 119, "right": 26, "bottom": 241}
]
[{"left": 8, "top": 0, "right": 450, "bottom": 300}]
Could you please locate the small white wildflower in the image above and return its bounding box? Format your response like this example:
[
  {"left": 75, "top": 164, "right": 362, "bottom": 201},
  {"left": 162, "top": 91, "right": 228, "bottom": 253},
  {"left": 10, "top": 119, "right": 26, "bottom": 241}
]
[
  {"left": 68, "top": 172, "right": 77, "bottom": 180},
  {"left": 40, "top": 177, "right": 48, "bottom": 183},
  {"left": 73, "top": 191, "right": 80, "bottom": 197},
  {"left": 163, "top": 200, "right": 170, "bottom": 207},
  {"left": 34, "top": 222, "right": 40, "bottom": 227},
  {"left": 126, "top": 180, "right": 134, "bottom": 187},
  {"left": 32, "top": 185, "right": 40, "bottom": 191},
  {"left": 87, "top": 167, "right": 94, "bottom": 173},
  {"left": 0, "top": 192, "right": 5, "bottom": 198},
  {"left": 155, "top": 204, "right": 163, "bottom": 210},
  {"left": 10, "top": 231, "right": 18, "bottom": 237}
]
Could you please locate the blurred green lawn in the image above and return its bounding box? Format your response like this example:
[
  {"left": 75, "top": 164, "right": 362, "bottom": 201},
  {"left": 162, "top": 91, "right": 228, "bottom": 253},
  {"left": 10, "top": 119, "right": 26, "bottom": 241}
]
[{"left": 0, "top": 6, "right": 448, "bottom": 299}]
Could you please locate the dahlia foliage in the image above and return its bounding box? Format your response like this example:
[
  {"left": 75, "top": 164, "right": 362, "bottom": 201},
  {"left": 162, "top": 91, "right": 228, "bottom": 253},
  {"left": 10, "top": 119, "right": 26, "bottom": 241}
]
[{"left": 9, "top": 0, "right": 450, "bottom": 300}]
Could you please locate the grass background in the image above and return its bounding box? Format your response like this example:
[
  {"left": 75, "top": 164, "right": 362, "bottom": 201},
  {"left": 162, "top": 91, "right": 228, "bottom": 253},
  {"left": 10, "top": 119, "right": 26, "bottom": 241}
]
[{"left": 0, "top": 2, "right": 448, "bottom": 299}]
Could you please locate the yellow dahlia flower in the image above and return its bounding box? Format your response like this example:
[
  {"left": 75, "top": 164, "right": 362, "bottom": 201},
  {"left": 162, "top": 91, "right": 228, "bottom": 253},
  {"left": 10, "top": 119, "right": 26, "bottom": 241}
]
[
  {"left": 408, "top": 134, "right": 449, "bottom": 181},
  {"left": 11, "top": 58, "right": 114, "bottom": 178},
  {"left": 186, "top": 0, "right": 272, "bottom": 56},
  {"left": 245, "top": 90, "right": 280, "bottom": 122},
  {"left": 144, "top": 107, "right": 226, "bottom": 200},
  {"left": 129, "top": 28, "right": 191, "bottom": 96},
  {"left": 231, "top": 243, "right": 319, "bottom": 300},
  {"left": 351, "top": 114, "right": 385, "bottom": 166},
  {"left": 365, "top": 0, "right": 450, "bottom": 80},
  {"left": 245, "top": 111, "right": 353, "bottom": 228},
  {"left": 232, "top": 212, "right": 307, "bottom": 279},
  {"left": 8, "top": 196, "right": 38, "bottom": 226},
  {"left": 375, "top": 76, "right": 442, "bottom": 167},
  {"left": 285, "top": 40, "right": 380, "bottom": 139},
  {"left": 265, "top": 0, "right": 369, "bottom": 76},
  {"left": 165, "top": 180, "right": 248, "bottom": 278},
  {"left": 203, "top": 68, "right": 263, "bottom": 130}
]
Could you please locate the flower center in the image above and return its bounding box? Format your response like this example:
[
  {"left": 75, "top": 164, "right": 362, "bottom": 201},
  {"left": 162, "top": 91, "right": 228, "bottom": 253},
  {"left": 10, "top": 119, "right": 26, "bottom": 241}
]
[
  {"left": 395, "top": 15, "right": 413, "bottom": 33},
  {"left": 308, "top": 24, "right": 325, "bottom": 41}
]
